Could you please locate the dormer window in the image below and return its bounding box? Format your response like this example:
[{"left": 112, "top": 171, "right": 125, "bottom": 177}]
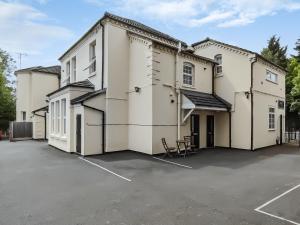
[
  {"left": 214, "top": 54, "right": 222, "bottom": 75},
  {"left": 183, "top": 62, "right": 194, "bottom": 86}
]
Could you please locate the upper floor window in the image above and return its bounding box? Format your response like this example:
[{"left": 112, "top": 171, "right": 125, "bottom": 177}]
[
  {"left": 89, "top": 41, "right": 96, "bottom": 74},
  {"left": 183, "top": 63, "right": 194, "bottom": 86},
  {"left": 66, "top": 61, "right": 70, "bottom": 77},
  {"left": 214, "top": 54, "right": 222, "bottom": 75},
  {"left": 266, "top": 70, "right": 278, "bottom": 83},
  {"left": 71, "top": 57, "right": 76, "bottom": 82},
  {"left": 268, "top": 107, "right": 275, "bottom": 130}
]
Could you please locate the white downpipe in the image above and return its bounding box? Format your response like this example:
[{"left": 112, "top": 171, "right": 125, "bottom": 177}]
[{"left": 176, "top": 42, "right": 182, "bottom": 140}]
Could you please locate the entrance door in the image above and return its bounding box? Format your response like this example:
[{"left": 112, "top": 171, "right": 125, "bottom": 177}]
[
  {"left": 191, "top": 114, "right": 200, "bottom": 148},
  {"left": 280, "top": 114, "right": 283, "bottom": 145},
  {"left": 207, "top": 115, "right": 214, "bottom": 148},
  {"left": 76, "top": 114, "right": 82, "bottom": 154}
]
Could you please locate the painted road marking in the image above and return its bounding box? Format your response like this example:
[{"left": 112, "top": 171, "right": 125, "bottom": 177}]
[
  {"left": 255, "top": 184, "right": 300, "bottom": 225},
  {"left": 79, "top": 157, "right": 132, "bottom": 182},
  {"left": 152, "top": 157, "right": 193, "bottom": 169}
]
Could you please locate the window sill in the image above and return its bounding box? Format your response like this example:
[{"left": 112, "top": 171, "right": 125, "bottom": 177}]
[
  {"left": 182, "top": 85, "right": 195, "bottom": 89},
  {"left": 215, "top": 73, "right": 223, "bottom": 78},
  {"left": 50, "top": 134, "right": 67, "bottom": 141},
  {"left": 268, "top": 129, "right": 276, "bottom": 131},
  {"left": 265, "top": 79, "right": 278, "bottom": 85},
  {"left": 89, "top": 72, "right": 96, "bottom": 78}
]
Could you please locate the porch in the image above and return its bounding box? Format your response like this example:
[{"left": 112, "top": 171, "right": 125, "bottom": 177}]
[{"left": 179, "top": 89, "right": 232, "bottom": 150}]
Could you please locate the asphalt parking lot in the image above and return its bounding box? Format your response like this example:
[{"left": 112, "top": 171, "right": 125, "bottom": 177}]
[{"left": 1, "top": 141, "right": 300, "bottom": 225}]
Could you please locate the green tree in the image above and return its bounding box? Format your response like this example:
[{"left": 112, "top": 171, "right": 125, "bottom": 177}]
[
  {"left": 261, "top": 35, "right": 288, "bottom": 69},
  {"left": 0, "top": 49, "right": 16, "bottom": 132},
  {"left": 293, "top": 38, "right": 300, "bottom": 62},
  {"left": 290, "top": 58, "right": 300, "bottom": 111}
]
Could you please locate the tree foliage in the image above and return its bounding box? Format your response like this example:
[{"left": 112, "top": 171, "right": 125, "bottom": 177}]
[
  {"left": 261, "top": 35, "right": 288, "bottom": 69},
  {"left": 293, "top": 39, "right": 300, "bottom": 63},
  {"left": 0, "top": 49, "right": 16, "bottom": 131},
  {"left": 289, "top": 58, "right": 300, "bottom": 111}
]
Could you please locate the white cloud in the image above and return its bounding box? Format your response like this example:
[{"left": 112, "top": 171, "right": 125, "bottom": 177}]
[
  {"left": 0, "top": 1, "right": 73, "bottom": 55},
  {"left": 103, "top": 0, "right": 300, "bottom": 28}
]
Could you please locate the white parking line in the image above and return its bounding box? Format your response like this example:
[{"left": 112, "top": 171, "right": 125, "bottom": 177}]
[
  {"left": 255, "top": 184, "right": 300, "bottom": 225},
  {"left": 79, "top": 157, "right": 132, "bottom": 182},
  {"left": 152, "top": 157, "right": 193, "bottom": 169}
]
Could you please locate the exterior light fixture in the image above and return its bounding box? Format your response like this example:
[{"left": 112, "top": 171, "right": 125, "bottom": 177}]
[
  {"left": 245, "top": 91, "right": 250, "bottom": 99},
  {"left": 134, "top": 86, "right": 141, "bottom": 93}
]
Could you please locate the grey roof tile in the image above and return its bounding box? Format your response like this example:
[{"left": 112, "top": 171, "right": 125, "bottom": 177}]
[{"left": 181, "top": 89, "right": 231, "bottom": 110}]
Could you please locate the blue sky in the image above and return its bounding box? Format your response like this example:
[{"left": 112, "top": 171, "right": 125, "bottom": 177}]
[{"left": 0, "top": 0, "right": 300, "bottom": 70}]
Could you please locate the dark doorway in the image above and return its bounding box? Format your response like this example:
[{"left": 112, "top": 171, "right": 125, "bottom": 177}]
[
  {"left": 76, "top": 114, "right": 82, "bottom": 154},
  {"left": 190, "top": 114, "right": 200, "bottom": 148},
  {"left": 207, "top": 115, "right": 214, "bottom": 148},
  {"left": 280, "top": 114, "right": 283, "bottom": 145}
]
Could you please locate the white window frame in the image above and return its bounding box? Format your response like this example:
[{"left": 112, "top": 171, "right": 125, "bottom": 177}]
[
  {"left": 56, "top": 100, "right": 60, "bottom": 134},
  {"left": 66, "top": 61, "right": 70, "bottom": 77},
  {"left": 268, "top": 107, "right": 275, "bottom": 130},
  {"left": 214, "top": 54, "right": 222, "bottom": 76},
  {"left": 266, "top": 70, "right": 278, "bottom": 84},
  {"left": 183, "top": 62, "right": 194, "bottom": 86},
  {"left": 89, "top": 41, "right": 96, "bottom": 74},
  {"left": 71, "top": 57, "right": 76, "bottom": 82},
  {"left": 61, "top": 99, "right": 67, "bottom": 136},
  {"left": 51, "top": 102, "right": 54, "bottom": 133}
]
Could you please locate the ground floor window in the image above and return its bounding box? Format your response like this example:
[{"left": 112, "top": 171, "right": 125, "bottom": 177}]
[
  {"left": 51, "top": 102, "right": 54, "bottom": 133},
  {"left": 61, "top": 99, "right": 66, "bottom": 135},
  {"left": 269, "top": 107, "right": 275, "bottom": 130},
  {"left": 56, "top": 101, "right": 60, "bottom": 133}
]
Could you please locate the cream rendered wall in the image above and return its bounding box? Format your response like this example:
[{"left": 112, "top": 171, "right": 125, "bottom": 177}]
[
  {"left": 151, "top": 44, "right": 216, "bottom": 153},
  {"left": 32, "top": 116, "right": 45, "bottom": 139},
  {"left": 128, "top": 35, "right": 153, "bottom": 154},
  {"left": 105, "top": 23, "right": 129, "bottom": 152},
  {"left": 16, "top": 73, "right": 31, "bottom": 121},
  {"left": 83, "top": 108, "right": 103, "bottom": 155},
  {"left": 195, "top": 44, "right": 252, "bottom": 150},
  {"left": 253, "top": 61, "right": 285, "bottom": 149},
  {"left": 16, "top": 71, "right": 59, "bottom": 139},
  {"left": 60, "top": 26, "right": 103, "bottom": 90}
]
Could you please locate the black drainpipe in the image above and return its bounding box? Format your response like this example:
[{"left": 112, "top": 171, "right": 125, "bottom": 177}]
[
  {"left": 228, "top": 110, "right": 232, "bottom": 149},
  {"left": 212, "top": 64, "right": 215, "bottom": 94},
  {"left": 81, "top": 103, "right": 105, "bottom": 154},
  {"left": 250, "top": 56, "right": 257, "bottom": 151}
]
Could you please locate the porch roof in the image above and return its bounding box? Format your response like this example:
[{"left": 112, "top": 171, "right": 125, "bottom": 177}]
[
  {"left": 46, "top": 79, "right": 94, "bottom": 97},
  {"left": 181, "top": 89, "right": 231, "bottom": 111},
  {"left": 71, "top": 89, "right": 106, "bottom": 105}
]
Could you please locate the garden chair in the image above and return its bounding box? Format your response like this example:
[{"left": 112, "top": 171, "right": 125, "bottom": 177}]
[{"left": 161, "top": 138, "right": 177, "bottom": 158}]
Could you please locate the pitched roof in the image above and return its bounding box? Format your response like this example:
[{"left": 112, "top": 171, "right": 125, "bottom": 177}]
[
  {"left": 192, "top": 38, "right": 287, "bottom": 72},
  {"left": 15, "top": 65, "right": 61, "bottom": 76},
  {"left": 181, "top": 89, "right": 231, "bottom": 110},
  {"left": 59, "top": 12, "right": 186, "bottom": 60},
  {"left": 46, "top": 79, "right": 94, "bottom": 97},
  {"left": 71, "top": 89, "right": 106, "bottom": 105}
]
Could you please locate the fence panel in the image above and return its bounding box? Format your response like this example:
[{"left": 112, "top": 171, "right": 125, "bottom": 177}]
[{"left": 10, "top": 122, "right": 33, "bottom": 140}]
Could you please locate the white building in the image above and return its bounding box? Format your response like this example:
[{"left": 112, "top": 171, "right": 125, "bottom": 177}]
[
  {"left": 15, "top": 66, "right": 60, "bottom": 139},
  {"left": 46, "top": 12, "right": 286, "bottom": 156}
]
